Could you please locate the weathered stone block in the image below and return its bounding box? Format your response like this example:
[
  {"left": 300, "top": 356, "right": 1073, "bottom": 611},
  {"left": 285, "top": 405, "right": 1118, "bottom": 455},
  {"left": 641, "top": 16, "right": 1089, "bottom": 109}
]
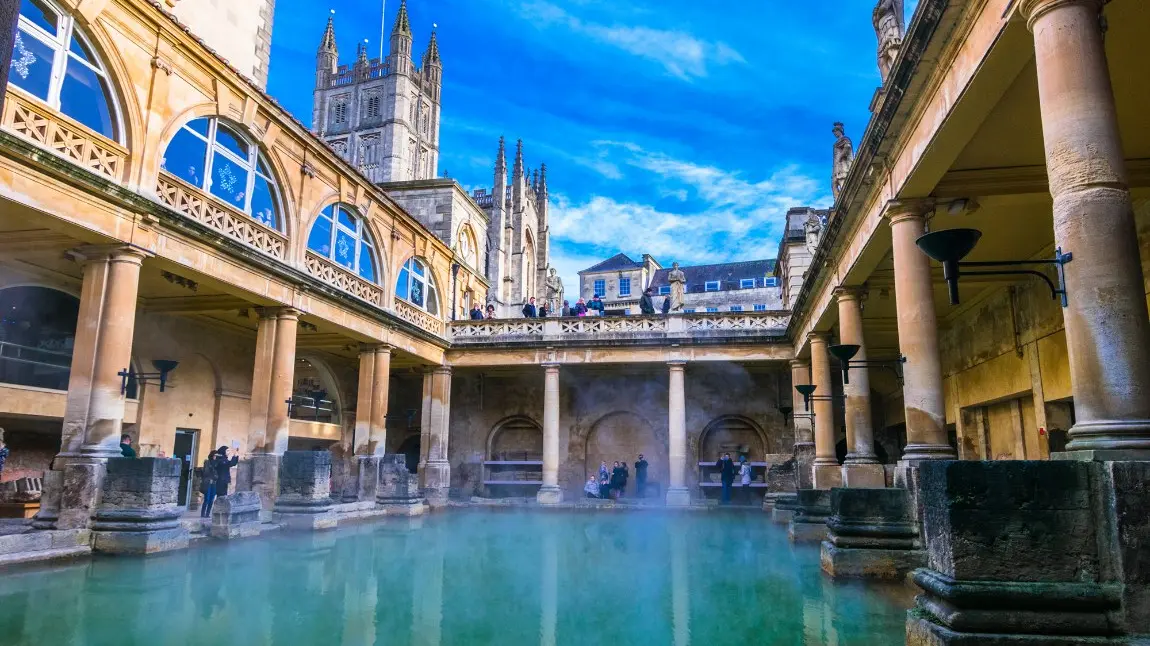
[
  {"left": 821, "top": 487, "right": 923, "bottom": 580},
  {"left": 91, "top": 458, "right": 188, "bottom": 555},
  {"left": 763, "top": 459, "right": 797, "bottom": 511},
  {"left": 789, "top": 489, "right": 831, "bottom": 543},
  {"left": 841, "top": 462, "right": 886, "bottom": 488},
  {"left": 355, "top": 456, "right": 381, "bottom": 502},
  {"left": 793, "top": 443, "right": 815, "bottom": 491},
  {"left": 813, "top": 463, "right": 842, "bottom": 490},
  {"left": 57, "top": 461, "right": 105, "bottom": 530},
  {"left": 210, "top": 491, "right": 263, "bottom": 539},
  {"left": 272, "top": 451, "right": 336, "bottom": 531},
  {"left": 1100, "top": 461, "right": 1150, "bottom": 635},
  {"left": 31, "top": 469, "right": 62, "bottom": 529},
  {"left": 771, "top": 493, "right": 798, "bottom": 524},
  {"left": 244, "top": 453, "right": 281, "bottom": 515},
  {"left": 377, "top": 455, "right": 424, "bottom": 515}
]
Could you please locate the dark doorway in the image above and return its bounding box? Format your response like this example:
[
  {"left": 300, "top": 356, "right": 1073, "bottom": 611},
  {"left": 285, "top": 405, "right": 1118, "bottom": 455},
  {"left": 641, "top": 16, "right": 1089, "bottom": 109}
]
[
  {"left": 398, "top": 435, "right": 420, "bottom": 474},
  {"left": 173, "top": 429, "right": 198, "bottom": 507}
]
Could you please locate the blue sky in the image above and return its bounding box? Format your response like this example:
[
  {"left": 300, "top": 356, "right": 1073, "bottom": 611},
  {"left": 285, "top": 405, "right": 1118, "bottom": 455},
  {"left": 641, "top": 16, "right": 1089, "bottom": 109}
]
[{"left": 268, "top": 0, "right": 917, "bottom": 290}]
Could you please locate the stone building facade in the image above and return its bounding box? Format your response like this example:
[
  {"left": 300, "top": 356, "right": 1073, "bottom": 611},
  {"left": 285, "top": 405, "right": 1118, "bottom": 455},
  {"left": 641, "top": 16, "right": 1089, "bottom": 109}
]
[
  {"left": 577, "top": 253, "right": 662, "bottom": 311},
  {"left": 648, "top": 260, "right": 783, "bottom": 313},
  {"left": 169, "top": 0, "right": 276, "bottom": 89}
]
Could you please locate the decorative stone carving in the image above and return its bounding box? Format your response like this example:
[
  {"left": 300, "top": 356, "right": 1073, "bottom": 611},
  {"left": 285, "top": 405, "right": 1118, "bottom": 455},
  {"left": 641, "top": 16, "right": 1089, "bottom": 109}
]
[
  {"left": 544, "top": 267, "right": 563, "bottom": 313},
  {"left": 376, "top": 454, "right": 424, "bottom": 515},
  {"left": 804, "top": 213, "right": 824, "bottom": 256},
  {"left": 873, "top": 0, "right": 905, "bottom": 84},
  {"left": 272, "top": 451, "right": 337, "bottom": 530},
  {"left": 831, "top": 122, "right": 854, "bottom": 201},
  {"left": 210, "top": 490, "right": 262, "bottom": 539},
  {"left": 667, "top": 262, "right": 686, "bottom": 312},
  {"left": 91, "top": 458, "right": 189, "bottom": 554}
]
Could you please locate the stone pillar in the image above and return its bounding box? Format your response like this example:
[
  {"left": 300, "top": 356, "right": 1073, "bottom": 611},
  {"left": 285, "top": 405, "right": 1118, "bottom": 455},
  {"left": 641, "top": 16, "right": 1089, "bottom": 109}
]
[
  {"left": 1020, "top": 0, "right": 1150, "bottom": 455},
  {"left": 820, "top": 488, "right": 922, "bottom": 580},
  {"left": 350, "top": 345, "right": 391, "bottom": 503},
  {"left": 790, "top": 360, "right": 816, "bottom": 491},
  {"left": 49, "top": 247, "right": 147, "bottom": 531},
  {"left": 810, "top": 333, "right": 841, "bottom": 489},
  {"left": 418, "top": 367, "right": 452, "bottom": 505},
  {"left": 665, "top": 361, "right": 691, "bottom": 507},
  {"left": 537, "top": 363, "right": 563, "bottom": 504},
  {"left": 91, "top": 458, "right": 189, "bottom": 554},
  {"left": 886, "top": 200, "right": 956, "bottom": 474},
  {"left": 244, "top": 307, "right": 298, "bottom": 512},
  {"left": 836, "top": 288, "right": 885, "bottom": 488},
  {"left": 788, "top": 489, "right": 832, "bottom": 543},
  {"left": 272, "top": 451, "right": 336, "bottom": 530}
]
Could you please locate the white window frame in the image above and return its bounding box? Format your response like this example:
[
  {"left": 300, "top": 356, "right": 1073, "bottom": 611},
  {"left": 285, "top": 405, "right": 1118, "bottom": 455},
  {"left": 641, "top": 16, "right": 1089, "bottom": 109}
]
[
  {"left": 397, "top": 257, "right": 440, "bottom": 315},
  {"left": 765, "top": 277, "right": 779, "bottom": 287},
  {"left": 308, "top": 203, "right": 378, "bottom": 282},
  {"left": 658, "top": 285, "right": 670, "bottom": 296},
  {"left": 593, "top": 279, "right": 605, "bottom": 298},
  {"left": 618, "top": 277, "right": 631, "bottom": 297},
  {"left": 739, "top": 278, "right": 755, "bottom": 289},
  {"left": 12, "top": 0, "right": 123, "bottom": 143},
  {"left": 705, "top": 281, "right": 721, "bottom": 292}
]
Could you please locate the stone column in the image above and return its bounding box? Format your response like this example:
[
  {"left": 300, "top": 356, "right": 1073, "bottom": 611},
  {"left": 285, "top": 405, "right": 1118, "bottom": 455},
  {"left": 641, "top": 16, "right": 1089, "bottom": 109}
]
[
  {"left": 886, "top": 200, "right": 956, "bottom": 473},
  {"left": 244, "top": 307, "right": 298, "bottom": 512},
  {"left": 665, "top": 361, "right": 691, "bottom": 507},
  {"left": 368, "top": 347, "right": 391, "bottom": 455},
  {"left": 790, "top": 360, "right": 816, "bottom": 491},
  {"left": 810, "top": 333, "right": 841, "bottom": 489},
  {"left": 836, "top": 288, "right": 885, "bottom": 488},
  {"left": 264, "top": 309, "right": 299, "bottom": 454},
  {"left": 536, "top": 363, "right": 563, "bottom": 504},
  {"left": 419, "top": 367, "right": 452, "bottom": 505},
  {"left": 1020, "top": 0, "right": 1150, "bottom": 455},
  {"left": 350, "top": 345, "right": 391, "bottom": 502}
]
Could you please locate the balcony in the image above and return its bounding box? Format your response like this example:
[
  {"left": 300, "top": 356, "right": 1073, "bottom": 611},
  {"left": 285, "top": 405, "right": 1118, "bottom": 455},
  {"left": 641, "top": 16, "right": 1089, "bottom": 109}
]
[{"left": 449, "top": 311, "right": 789, "bottom": 346}]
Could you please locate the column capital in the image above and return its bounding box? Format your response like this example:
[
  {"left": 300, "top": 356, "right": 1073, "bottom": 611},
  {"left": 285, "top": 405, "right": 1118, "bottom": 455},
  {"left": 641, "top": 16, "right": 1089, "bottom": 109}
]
[
  {"left": 432, "top": 365, "right": 452, "bottom": 376},
  {"left": 789, "top": 359, "right": 810, "bottom": 370},
  {"left": 70, "top": 244, "right": 152, "bottom": 266},
  {"left": 1018, "top": 0, "right": 1103, "bottom": 29},
  {"left": 833, "top": 285, "right": 868, "bottom": 303},
  {"left": 358, "top": 342, "right": 394, "bottom": 355},
  {"left": 808, "top": 331, "right": 832, "bottom": 346},
  {"left": 667, "top": 360, "right": 687, "bottom": 370},
  {"left": 254, "top": 306, "right": 301, "bottom": 321},
  {"left": 542, "top": 362, "right": 561, "bottom": 372},
  {"left": 883, "top": 198, "right": 936, "bottom": 226}
]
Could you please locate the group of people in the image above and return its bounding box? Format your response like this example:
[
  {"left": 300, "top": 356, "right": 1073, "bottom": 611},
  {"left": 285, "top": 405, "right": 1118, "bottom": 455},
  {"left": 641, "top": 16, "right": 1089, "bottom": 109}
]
[
  {"left": 198, "top": 446, "right": 240, "bottom": 518},
  {"left": 468, "top": 303, "right": 498, "bottom": 320},
  {"left": 716, "top": 453, "right": 754, "bottom": 505},
  {"left": 521, "top": 295, "right": 606, "bottom": 319},
  {"left": 585, "top": 455, "right": 649, "bottom": 500}
]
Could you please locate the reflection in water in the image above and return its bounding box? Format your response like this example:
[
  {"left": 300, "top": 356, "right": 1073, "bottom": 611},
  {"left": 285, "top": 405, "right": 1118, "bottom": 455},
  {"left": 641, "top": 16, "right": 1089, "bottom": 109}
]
[{"left": 0, "top": 511, "right": 910, "bottom": 645}]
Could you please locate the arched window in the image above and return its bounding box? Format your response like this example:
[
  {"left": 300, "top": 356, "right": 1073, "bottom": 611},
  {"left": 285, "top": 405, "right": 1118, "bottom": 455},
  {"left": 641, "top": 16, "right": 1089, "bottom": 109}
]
[
  {"left": 9, "top": 0, "right": 120, "bottom": 141},
  {"left": 457, "top": 225, "right": 477, "bottom": 268},
  {"left": 396, "top": 257, "right": 439, "bottom": 316},
  {"left": 161, "top": 117, "right": 281, "bottom": 230},
  {"left": 306, "top": 203, "right": 377, "bottom": 282}
]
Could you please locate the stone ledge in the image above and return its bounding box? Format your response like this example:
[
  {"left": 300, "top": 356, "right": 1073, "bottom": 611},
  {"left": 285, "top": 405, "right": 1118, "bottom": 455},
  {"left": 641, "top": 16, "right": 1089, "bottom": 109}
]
[
  {"left": 905, "top": 610, "right": 1128, "bottom": 646},
  {"left": 0, "top": 545, "right": 90, "bottom": 568},
  {"left": 92, "top": 527, "right": 189, "bottom": 554},
  {"left": 821, "top": 541, "right": 924, "bottom": 580}
]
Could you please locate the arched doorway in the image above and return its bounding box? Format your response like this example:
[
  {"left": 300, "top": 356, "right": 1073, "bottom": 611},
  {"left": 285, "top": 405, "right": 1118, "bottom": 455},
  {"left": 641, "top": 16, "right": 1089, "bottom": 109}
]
[
  {"left": 698, "top": 415, "right": 769, "bottom": 462},
  {"left": 0, "top": 286, "right": 79, "bottom": 390},
  {"left": 398, "top": 435, "right": 420, "bottom": 474},
  {"left": 585, "top": 412, "right": 664, "bottom": 489}
]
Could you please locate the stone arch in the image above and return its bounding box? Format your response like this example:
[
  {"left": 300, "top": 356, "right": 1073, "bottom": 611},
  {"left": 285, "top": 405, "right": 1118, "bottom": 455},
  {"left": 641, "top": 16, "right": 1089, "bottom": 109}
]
[
  {"left": 585, "top": 411, "right": 665, "bottom": 486},
  {"left": 303, "top": 199, "right": 386, "bottom": 287},
  {"left": 0, "top": 285, "right": 80, "bottom": 390},
  {"left": 292, "top": 353, "right": 345, "bottom": 425},
  {"left": 698, "top": 415, "right": 771, "bottom": 462},
  {"left": 486, "top": 415, "right": 543, "bottom": 460}
]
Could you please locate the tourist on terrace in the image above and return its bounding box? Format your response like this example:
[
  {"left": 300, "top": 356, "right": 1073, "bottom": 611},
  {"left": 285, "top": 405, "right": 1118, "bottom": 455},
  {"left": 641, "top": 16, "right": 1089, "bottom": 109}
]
[
  {"left": 0, "top": 429, "right": 8, "bottom": 481},
  {"left": 639, "top": 288, "right": 656, "bottom": 315},
  {"left": 574, "top": 298, "right": 589, "bottom": 316},
  {"left": 634, "top": 454, "right": 649, "bottom": 498},
  {"left": 620, "top": 460, "right": 630, "bottom": 496},
  {"left": 610, "top": 461, "right": 625, "bottom": 499},
  {"left": 738, "top": 456, "right": 753, "bottom": 504},
  {"left": 199, "top": 451, "right": 218, "bottom": 518},
  {"left": 469, "top": 304, "right": 484, "bottom": 320},
  {"left": 211, "top": 446, "right": 239, "bottom": 500},
  {"left": 485, "top": 304, "right": 496, "bottom": 319},
  {"left": 120, "top": 434, "right": 136, "bottom": 458},
  {"left": 717, "top": 453, "right": 736, "bottom": 505},
  {"left": 522, "top": 297, "right": 538, "bottom": 318},
  {"left": 599, "top": 461, "right": 609, "bottom": 482},
  {"left": 561, "top": 300, "right": 572, "bottom": 316},
  {"left": 662, "top": 296, "right": 671, "bottom": 315},
  {"left": 539, "top": 303, "right": 549, "bottom": 318},
  {"left": 589, "top": 295, "right": 605, "bottom": 315},
  {"left": 584, "top": 476, "right": 600, "bottom": 499},
  {"left": 599, "top": 473, "right": 611, "bottom": 499}
]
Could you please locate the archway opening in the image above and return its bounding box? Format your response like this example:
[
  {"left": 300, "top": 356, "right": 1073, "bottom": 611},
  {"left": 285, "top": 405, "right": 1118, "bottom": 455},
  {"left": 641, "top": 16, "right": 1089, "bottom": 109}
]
[
  {"left": 585, "top": 412, "right": 663, "bottom": 494},
  {"left": 0, "top": 286, "right": 79, "bottom": 390}
]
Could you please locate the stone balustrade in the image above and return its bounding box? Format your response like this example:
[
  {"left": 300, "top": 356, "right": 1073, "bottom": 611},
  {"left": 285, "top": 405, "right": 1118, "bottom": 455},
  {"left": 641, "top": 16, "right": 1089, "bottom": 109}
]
[
  {"left": 156, "top": 172, "right": 288, "bottom": 260},
  {"left": 394, "top": 298, "right": 446, "bottom": 337},
  {"left": 304, "top": 251, "right": 385, "bottom": 307},
  {"left": 449, "top": 311, "right": 789, "bottom": 345},
  {"left": 2, "top": 90, "right": 127, "bottom": 182}
]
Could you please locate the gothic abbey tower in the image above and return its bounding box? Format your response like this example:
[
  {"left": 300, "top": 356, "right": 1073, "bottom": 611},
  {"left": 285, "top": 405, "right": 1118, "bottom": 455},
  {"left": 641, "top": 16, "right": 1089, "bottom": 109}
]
[{"left": 311, "top": 1, "right": 441, "bottom": 183}]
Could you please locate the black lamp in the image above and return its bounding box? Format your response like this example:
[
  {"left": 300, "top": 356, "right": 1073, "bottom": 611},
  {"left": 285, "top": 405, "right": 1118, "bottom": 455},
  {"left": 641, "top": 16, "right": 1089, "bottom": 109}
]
[
  {"left": 916, "top": 228, "right": 1071, "bottom": 307},
  {"left": 795, "top": 384, "right": 817, "bottom": 411},
  {"left": 777, "top": 405, "right": 794, "bottom": 424},
  {"left": 828, "top": 344, "right": 860, "bottom": 385},
  {"left": 119, "top": 360, "right": 179, "bottom": 394}
]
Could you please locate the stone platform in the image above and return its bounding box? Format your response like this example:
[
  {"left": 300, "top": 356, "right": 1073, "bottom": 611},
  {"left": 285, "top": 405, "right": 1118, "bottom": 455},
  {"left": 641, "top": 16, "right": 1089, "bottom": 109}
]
[
  {"left": 91, "top": 458, "right": 188, "bottom": 555},
  {"left": 821, "top": 487, "right": 922, "bottom": 580},
  {"left": 788, "top": 489, "right": 831, "bottom": 543}
]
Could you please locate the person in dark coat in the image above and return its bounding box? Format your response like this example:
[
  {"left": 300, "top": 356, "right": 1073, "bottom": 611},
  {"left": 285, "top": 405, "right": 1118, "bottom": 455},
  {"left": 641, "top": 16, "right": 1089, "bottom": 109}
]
[
  {"left": 522, "top": 297, "right": 538, "bottom": 318},
  {"left": 211, "top": 446, "right": 239, "bottom": 498},
  {"left": 619, "top": 460, "right": 629, "bottom": 496},
  {"left": 661, "top": 296, "right": 671, "bottom": 315},
  {"left": 634, "top": 454, "right": 649, "bottom": 498},
  {"left": 717, "top": 453, "right": 736, "bottom": 505},
  {"left": 469, "top": 305, "right": 484, "bottom": 320},
  {"left": 610, "top": 461, "right": 625, "bottom": 499},
  {"left": 119, "top": 433, "right": 136, "bottom": 458},
  {"left": 639, "top": 288, "right": 656, "bottom": 315},
  {"left": 574, "top": 299, "right": 589, "bottom": 316},
  {"left": 199, "top": 450, "right": 218, "bottom": 518},
  {"left": 588, "top": 295, "right": 605, "bottom": 315},
  {"left": 538, "top": 303, "right": 549, "bottom": 318},
  {"left": 561, "top": 300, "right": 572, "bottom": 317}
]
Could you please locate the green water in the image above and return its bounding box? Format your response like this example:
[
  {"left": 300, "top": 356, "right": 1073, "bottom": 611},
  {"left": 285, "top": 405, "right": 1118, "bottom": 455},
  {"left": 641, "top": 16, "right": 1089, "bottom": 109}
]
[{"left": 0, "top": 510, "right": 912, "bottom": 645}]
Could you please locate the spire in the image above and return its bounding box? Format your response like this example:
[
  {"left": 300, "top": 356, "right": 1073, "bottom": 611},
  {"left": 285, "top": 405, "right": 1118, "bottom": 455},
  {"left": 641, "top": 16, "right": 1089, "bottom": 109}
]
[
  {"left": 539, "top": 163, "right": 548, "bottom": 194},
  {"left": 392, "top": 0, "right": 411, "bottom": 36},
  {"left": 495, "top": 136, "right": 506, "bottom": 174},
  {"left": 318, "top": 10, "right": 337, "bottom": 54},
  {"left": 425, "top": 26, "right": 441, "bottom": 65},
  {"left": 356, "top": 40, "right": 369, "bottom": 67},
  {"left": 532, "top": 168, "right": 539, "bottom": 191},
  {"left": 513, "top": 139, "right": 524, "bottom": 178}
]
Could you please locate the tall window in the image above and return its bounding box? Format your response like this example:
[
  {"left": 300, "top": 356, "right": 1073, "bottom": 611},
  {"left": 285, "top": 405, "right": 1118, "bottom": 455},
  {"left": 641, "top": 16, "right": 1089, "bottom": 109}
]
[
  {"left": 331, "top": 99, "right": 348, "bottom": 125},
  {"left": 753, "top": 304, "right": 767, "bottom": 312},
  {"left": 306, "top": 203, "right": 378, "bottom": 282},
  {"left": 161, "top": 117, "right": 281, "bottom": 229},
  {"left": 593, "top": 279, "right": 605, "bottom": 298},
  {"left": 396, "top": 257, "right": 439, "bottom": 315},
  {"left": 365, "top": 94, "right": 381, "bottom": 118},
  {"left": 10, "top": 0, "right": 119, "bottom": 141},
  {"left": 619, "top": 278, "right": 631, "bottom": 297},
  {"left": 740, "top": 278, "right": 756, "bottom": 289}
]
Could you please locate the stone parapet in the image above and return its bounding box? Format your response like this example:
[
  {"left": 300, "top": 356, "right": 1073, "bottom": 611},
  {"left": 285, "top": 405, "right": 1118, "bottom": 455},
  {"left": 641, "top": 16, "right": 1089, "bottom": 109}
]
[
  {"left": 821, "top": 487, "right": 923, "bottom": 580},
  {"left": 272, "top": 451, "right": 336, "bottom": 531},
  {"left": 210, "top": 491, "right": 263, "bottom": 539},
  {"left": 91, "top": 458, "right": 188, "bottom": 554},
  {"left": 377, "top": 455, "right": 425, "bottom": 516},
  {"left": 788, "top": 489, "right": 831, "bottom": 543}
]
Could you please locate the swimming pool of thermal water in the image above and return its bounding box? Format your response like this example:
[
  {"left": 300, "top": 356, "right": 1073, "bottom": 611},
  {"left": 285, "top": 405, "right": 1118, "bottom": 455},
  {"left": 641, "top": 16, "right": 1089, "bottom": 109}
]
[{"left": 0, "top": 510, "right": 913, "bottom": 645}]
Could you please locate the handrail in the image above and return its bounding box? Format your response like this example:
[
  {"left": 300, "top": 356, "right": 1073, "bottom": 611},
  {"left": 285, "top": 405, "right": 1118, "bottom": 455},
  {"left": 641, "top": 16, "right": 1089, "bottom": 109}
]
[{"left": 0, "top": 341, "right": 72, "bottom": 369}]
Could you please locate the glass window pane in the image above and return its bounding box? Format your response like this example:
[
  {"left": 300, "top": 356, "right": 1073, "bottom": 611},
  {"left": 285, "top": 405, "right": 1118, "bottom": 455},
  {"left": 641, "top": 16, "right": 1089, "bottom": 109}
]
[
  {"left": 411, "top": 259, "right": 425, "bottom": 277},
  {"left": 209, "top": 152, "right": 250, "bottom": 209},
  {"left": 60, "top": 58, "right": 117, "bottom": 139},
  {"left": 250, "top": 175, "right": 279, "bottom": 229},
  {"left": 410, "top": 279, "right": 424, "bottom": 307},
  {"left": 215, "top": 124, "right": 249, "bottom": 159},
  {"left": 427, "top": 285, "right": 438, "bottom": 315},
  {"left": 334, "top": 229, "right": 356, "bottom": 269},
  {"left": 10, "top": 30, "right": 54, "bottom": 101},
  {"left": 68, "top": 34, "right": 93, "bottom": 63},
  {"left": 185, "top": 118, "right": 210, "bottom": 137},
  {"left": 307, "top": 214, "right": 332, "bottom": 257},
  {"left": 358, "top": 242, "right": 376, "bottom": 282},
  {"left": 336, "top": 206, "right": 356, "bottom": 230},
  {"left": 19, "top": 0, "right": 57, "bottom": 36},
  {"left": 396, "top": 269, "right": 410, "bottom": 300},
  {"left": 162, "top": 127, "right": 208, "bottom": 188}
]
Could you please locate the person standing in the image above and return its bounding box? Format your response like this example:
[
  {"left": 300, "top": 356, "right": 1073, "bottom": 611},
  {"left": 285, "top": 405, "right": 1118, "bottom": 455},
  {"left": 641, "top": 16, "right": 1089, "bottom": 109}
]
[
  {"left": 610, "top": 461, "right": 625, "bottom": 499},
  {"left": 0, "top": 428, "right": 8, "bottom": 481},
  {"left": 574, "top": 298, "right": 589, "bottom": 317},
  {"left": 589, "top": 295, "right": 605, "bottom": 316},
  {"left": 738, "top": 456, "right": 753, "bottom": 505},
  {"left": 717, "top": 453, "right": 736, "bottom": 505},
  {"left": 538, "top": 303, "right": 549, "bottom": 318},
  {"left": 199, "top": 450, "right": 218, "bottom": 518},
  {"left": 619, "top": 460, "right": 630, "bottom": 498},
  {"left": 634, "top": 454, "right": 649, "bottom": 498},
  {"left": 561, "top": 300, "right": 572, "bottom": 317},
  {"left": 639, "top": 288, "right": 656, "bottom": 315},
  {"left": 485, "top": 304, "right": 497, "bottom": 319},
  {"left": 522, "top": 297, "right": 538, "bottom": 318},
  {"left": 469, "top": 304, "right": 484, "bottom": 320},
  {"left": 661, "top": 296, "right": 671, "bottom": 315},
  {"left": 119, "top": 434, "right": 137, "bottom": 458},
  {"left": 211, "top": 446, "right": 239, "bottom": 499}
]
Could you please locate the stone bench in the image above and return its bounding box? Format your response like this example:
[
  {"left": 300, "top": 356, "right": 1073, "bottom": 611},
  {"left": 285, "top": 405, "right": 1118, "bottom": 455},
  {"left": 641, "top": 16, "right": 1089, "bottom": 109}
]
[{"left": 210, "top": 491, "right": 262, "bottom": 539}]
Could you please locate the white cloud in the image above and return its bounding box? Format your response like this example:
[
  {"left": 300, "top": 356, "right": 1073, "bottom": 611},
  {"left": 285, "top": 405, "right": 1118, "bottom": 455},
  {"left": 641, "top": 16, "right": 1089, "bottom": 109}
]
[{"left": 523, "top": 1, "right": 744, "bottom": 80}]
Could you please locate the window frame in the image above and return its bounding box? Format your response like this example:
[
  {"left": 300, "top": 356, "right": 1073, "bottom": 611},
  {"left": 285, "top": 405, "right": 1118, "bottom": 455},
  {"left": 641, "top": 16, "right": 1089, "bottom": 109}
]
[
  {"left": 764, "top": 277, "right": 779, "bottom": 287},
  {"left": 307, "top": 203, "right": 378, "bottom": 282},
  {"left": 705, "top": 307, "right": 719, "bottom": 313},
  {"left": 683, "top": 308, "right": 696, "bottom": 314},
  {"left": 704, "top": 281, "right": 721, "bottom": 292},
  {"left": 593, "top": 279, "right": 605, "bottom": 298},
  {"left": 162, "top": 117, "right": 283, "bottom": 230},
  {"left": 753, "top": 304, "right": 767, "bottom": 312},
  {"left": 730, "top": 305, "right": 743, "bottom": 312},
  {"left": 618, "top": 277, "right": 631, "bottom": 297},
  {"left": 11, "top": 0, "right": 123, "bottom": 143},
  {"left": 396, "top": 257, "right": 440, "bottom": 316},
  {"left": 739, "top": 278, "right": 755, "bottom": 289}
]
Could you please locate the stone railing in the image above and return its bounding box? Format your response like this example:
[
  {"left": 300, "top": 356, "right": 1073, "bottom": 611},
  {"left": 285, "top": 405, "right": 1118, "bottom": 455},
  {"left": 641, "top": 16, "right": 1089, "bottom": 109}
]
[
  {"left": 394, "top": 298, "right": 446, "bottom": 337},
  {"left": 156, "top": 173, "right": 288, "bottom": 260},
  {"left": 304, "top": 251, "right": 384, "bottom": 307},
  {"left": 450, "top": 311, "right": 789, "bottom": 344},
  {"left": 2, "top": 89, "right": 127, "bottom": 182}
]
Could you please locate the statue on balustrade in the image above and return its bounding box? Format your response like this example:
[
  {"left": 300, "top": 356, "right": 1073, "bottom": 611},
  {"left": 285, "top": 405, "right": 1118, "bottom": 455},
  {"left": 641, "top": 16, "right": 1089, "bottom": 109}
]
[
  {"left": 668, "top": 262, "right": 687, "bottom": 312},
  {"left": 873, "top": 0, "right": 905, "bottom": 83},
  {"left": 545, "top": 267, "right": 564, "bottom": 313},
  {"left": 832, "top": 122, "right": 854, "bottom": 202}
]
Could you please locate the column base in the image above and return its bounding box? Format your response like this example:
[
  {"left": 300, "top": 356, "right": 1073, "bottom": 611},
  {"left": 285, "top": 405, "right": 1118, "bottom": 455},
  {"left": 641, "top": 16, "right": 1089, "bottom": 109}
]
[
  {"left": 813, "top": 462, "right": 843, "bottom": 489},
  {"left": 771, "top": 493, "right": 799, "bottom": 525},
  {"left": 420, "top": 460, "right": 451, "bottom": 507},
  {"left": 1065, "top": 419, "right": 1150, "bottom": 452},
  {"left": 57, "top": 460, "right": 107, "bottom": 530},
  {"left": 665, "top": 487, "right": 691, "bottom": 507},
  {"left": 536, "top": 485, "right": 563, "bottom": 505},
  {"left": 1051, "top": 449, "right": 1150, "bottom": 462},
  {"left": 900, "top": 443, "right": 957, "bottom": 462},
  {"left": 821, "top": 542, "right": 924, "bottom": 580},
  {"left": 822, "top": 487, "right": 921, "bottom": 580},
  {"left": 788, "top": 489, "right": 832, "bottom": 543},
  {"left": 31, "top": 470, "right": 62, "bottom": 530},
  {"left": 841, "top": 462, "right": 887, "bottom": 488}
]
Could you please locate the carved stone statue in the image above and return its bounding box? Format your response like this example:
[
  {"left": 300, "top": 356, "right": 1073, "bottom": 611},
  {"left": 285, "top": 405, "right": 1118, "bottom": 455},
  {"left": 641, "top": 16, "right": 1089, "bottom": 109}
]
[
  {"left": 832, "top": 122, "right": 854, "bottom": 201},
  {"left": 873, "top": 0, "right": 905, "bottom": 83},
  {"left": 544, "top": 267, "right": 563, "bottom": 312},
  {"left": 804, "top": 214, "right": 823, "bottom": 256},
  {"left": 668, "top": 262, "right": 687, "bottom": 312}
]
